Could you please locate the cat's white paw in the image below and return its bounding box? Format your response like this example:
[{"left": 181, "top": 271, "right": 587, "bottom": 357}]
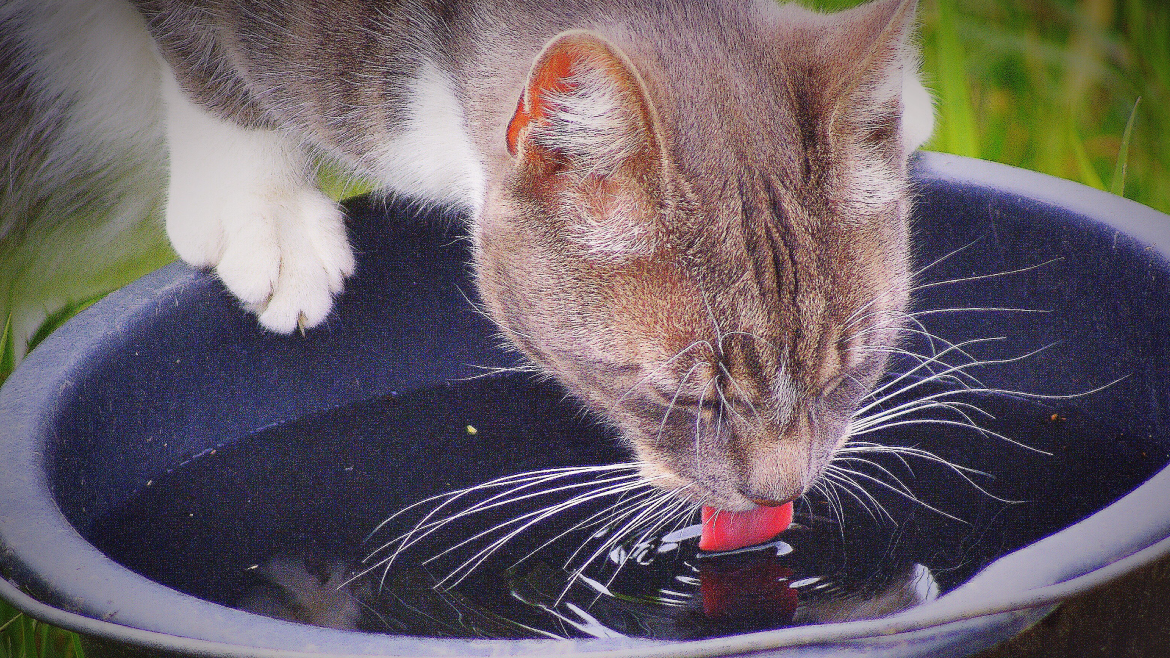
[
  {"left": 249, "top": 188, "right": 355, "bottom": 333},
  {"left": 162, "top": 68, "right": 355, "bottom": 333},
  {"left": 167, "top": 177, "right": 354, "bottom": 334}
]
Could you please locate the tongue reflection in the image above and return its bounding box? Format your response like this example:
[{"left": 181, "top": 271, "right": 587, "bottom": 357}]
[{"left": 699, "top": 502, "right": 794, "bottom": 552}]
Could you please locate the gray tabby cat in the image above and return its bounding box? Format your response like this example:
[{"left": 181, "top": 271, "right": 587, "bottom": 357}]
[{"left": 1, "top": 0, "right": 932, "bottom": 516}]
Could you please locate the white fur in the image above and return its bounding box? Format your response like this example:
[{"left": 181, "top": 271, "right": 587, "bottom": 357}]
[
  {"left": 1, "top": 0, "right": 165, "bottom": 179},
  {"left": 839, "top": 55, "right": 934, "bottom": 222},
  {"left": 161, "top": 70, "right": 354, "bottom": 333},
  {"left": 1, "top": 0, "right": 168, "bottom": 349},
  {"left": 900, "top": 68, "right": 935, "bottom": 152},
  {"left": 371, "top": 62, "right": 486, "bottom": 214}
]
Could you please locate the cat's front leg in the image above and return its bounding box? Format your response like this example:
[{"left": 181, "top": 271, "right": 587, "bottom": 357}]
[{"left": 161, "top": 68, "right": 355, "bottom": 334}]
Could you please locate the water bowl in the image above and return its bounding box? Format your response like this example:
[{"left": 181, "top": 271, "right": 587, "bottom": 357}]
[{"left": 2, "top": 152, "right": 1169, "bottom": 657}]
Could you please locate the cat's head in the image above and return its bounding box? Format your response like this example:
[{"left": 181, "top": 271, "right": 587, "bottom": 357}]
[{"left": 474, "top": 0, "right": 929, "bottom": 511}]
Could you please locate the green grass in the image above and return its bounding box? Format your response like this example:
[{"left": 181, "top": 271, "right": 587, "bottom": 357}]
[
  {"left": 0, "top": 601, "right": 84, "bottom": 658},
  {"left": 919, "top": 0, "right": 1169, "bottom": 211},
  {"left": 808, "top": 0, "right": 1169, "bottom": 214},
  {"left": 1, "top": 0, "right": 1169, "bottom": 654}
]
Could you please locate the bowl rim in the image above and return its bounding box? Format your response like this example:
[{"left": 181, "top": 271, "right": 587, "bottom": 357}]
[{"left": 2, "top": 151, "right": 1170, "bottom": 657}]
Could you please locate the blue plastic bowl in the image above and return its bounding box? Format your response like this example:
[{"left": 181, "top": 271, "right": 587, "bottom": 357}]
[{"left": 2, "top": 153, "right": 1169, "bottom": 657}]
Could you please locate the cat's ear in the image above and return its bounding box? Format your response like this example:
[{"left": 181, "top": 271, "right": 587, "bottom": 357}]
[
  {"left": 506, "top": 30, "right": 663, "bottom": 173},
  {"left": 505, "top": 31, "right": 668, "bottom": 258},
  {"left": 823, "top": 0, "right": 932, "bottom": 154}
]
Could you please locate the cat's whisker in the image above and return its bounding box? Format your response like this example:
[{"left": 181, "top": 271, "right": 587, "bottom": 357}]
[
  {"left": 847, "top": 314, "right": 997, "bottom": 372},
  {"left": 720, "top": 330, "right": 782, "bottom": 356},
  {"left": 853, "top": 416, "right": 1045, "bottom": 456},
  {"left": 852, "top": 395, "right": 996, "bottom": 433},
  {"left": 361, "top": 465, "right": 642, "bottom": 577},
  {"left": 360, "top": 456, "right": 706, "bottom": 594},
  {"left": 911, "top": 257, "right": 1064, "bottom": 293},
  {"left": 836, "top": 443, "right": 1021, "bottom": 504},
  {"left": 842, "top": 437, "right": 912, "bottom": 468},
  {"left": 378, "top": 469, "right": 638, "bottom": 546},
  {"left": 453, "top": 280, "right": 495, "bottom": 323},
  {"left": 861, "top": 339, "right": 978, "bottom": 386},
  {"left": 831, "top": 454, "right": 919, "bottom": 498},
  {"left": 854, "top": 344, "right": 984, "bottom": 391},
  {"left": 855, "top": 371, "right": 1124, "bottom": 457},
  {"left": 615, "top": 339, "right": 715, "bottom": 406},
  {"left": 908, "top": 306, "right": 1051, "bottom": 318},
  {"left": 839, "top": 441, "right": 948, "bottom": 473},
  {"left": 655, "top": 360, "right": 707, "bottom": 448},
  {"left": 825, "top": 463, "right": 968, "bottom": 525},
  {"left": 468, "top": 480, "right": 665, "bottom": 573},
  {"left": 865, "top": 317, "right": 995, "bottom": 374},
  {"left": 578, "top": 490, "right": 693, "bottom": 596},
  {"left": 623, "top": 492, "right": 696, "bottom": 556},
  {"left": 828, "top": 468, "right": 895, "bottom": 525},
  {"left": 841, "top": 297, "right": 884, "bottom": 333},
  {"left": 427, "top": 472, "right": 645, "bottom": 534},
  {"left": 910, "top": 235, "right": 986, "bottom": 281},
  {"left": 693, "top": 375, "right": 719, "bottom": 465},
  {"left": 877, "top": 305, "right": 995, "bottom": 363},
  {"left": 401, "top": 472, "right": 645, "bottom": 558},
  {"left": 556, "top": 487, "right": 689, "bottom": 603},
  {"left": 858, "top": 397, "right": 992, "bottom": 429},
  {"left": 430, "top": 476, "right": 663, "bottom": 589},
  {"left": 558, "top": 496, "right": 669, "bottom": 594},
  {"left": 822, "top": 483, "right": 852, "bottom": 543},
  {"left": 808, "top": 478, "right": 846, "bottom": 531},
  {"left": 820, "top": 465, "right": 893, "bottom": 525},
  {"left": 854, "top": 337, "right": 1015, "bottom": 412},
  {"left": 454, "top": 363, "right": 543, "bottom": 381},
  {"left": 548, "top": 485, "right": 672, "bottom": 570},
  {"left": 362, "top": 464, "right": 636, "bottom": 546},
  {"left": 712, "top": 378, "right": 735, "bottom": 433},
  {"left": 853, "top": 390, "right": 1000, "bottom": 440},
  {"left": 876, "top": 337, "right": 1064, "bottom": 405},
  {"left": 717, "top": 361, "right": 765, "bottom": 425},
  {"left": 575, "top": 482, "right": 692, "bottom": 573}
]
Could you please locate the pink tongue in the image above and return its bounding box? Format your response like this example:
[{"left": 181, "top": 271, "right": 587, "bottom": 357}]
[{"left": 699, "top": 502, "right": 793, "bottom": 552}]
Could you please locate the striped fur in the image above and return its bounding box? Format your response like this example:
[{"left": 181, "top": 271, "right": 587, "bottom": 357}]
[{"left": 1, "top": 0, "right": 933, "bottom": 513}]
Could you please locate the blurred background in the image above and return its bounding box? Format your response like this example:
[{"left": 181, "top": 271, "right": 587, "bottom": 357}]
[{"left": 2, "top": 0, "right": 1168, "bottom": 655}]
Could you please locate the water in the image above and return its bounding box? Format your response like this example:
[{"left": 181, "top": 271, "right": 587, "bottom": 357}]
[{"left": 87, "top": 372, "right": 1163, "bottom": 640}]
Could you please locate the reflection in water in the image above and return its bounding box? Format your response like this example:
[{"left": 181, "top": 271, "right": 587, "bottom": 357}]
[
  {"left": 239, "top": 556, "right": 368, "bottom": 630},
  {"left": 238, "top": 509, "right": 939, "bottom": 639}
]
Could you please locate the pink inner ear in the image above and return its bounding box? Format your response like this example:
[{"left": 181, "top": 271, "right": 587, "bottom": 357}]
[
  {"left": 506, "top": 48, "right": 580, "bottom": 156},
  {"left": 505, "top": 94, "right": 527, "bottom": 156}
]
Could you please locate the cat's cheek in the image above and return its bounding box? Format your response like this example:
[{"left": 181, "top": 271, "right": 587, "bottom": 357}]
[{"left": 632, "top": 457, "right": 691, "bottom": 497}]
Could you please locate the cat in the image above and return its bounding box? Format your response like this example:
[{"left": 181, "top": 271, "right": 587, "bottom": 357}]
[{"left": 1, "top": 0, "right": 933, "bottom": 521}]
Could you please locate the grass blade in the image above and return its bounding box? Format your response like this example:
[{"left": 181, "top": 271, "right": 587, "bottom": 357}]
[
  {"left": 1, "top": 313, "right": 14, "bottom": 384},
  {"left": 1068, "top": 119, "right": 1106, "bottom": 190},
  {"left": 25, "top": 291, "right": 112, "bottom": 355},
  {"left": 1110, "top": 97, "right": 1141, "bottom": 197},
  {"left": 315, "top": 158, "right": 375, "bottom": 202},
  {"left": 933, "top": 0, "right": 980, "bottom": 158},
  {"left": 0, "top": 611, "right": 19, "bottom": 635}
]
